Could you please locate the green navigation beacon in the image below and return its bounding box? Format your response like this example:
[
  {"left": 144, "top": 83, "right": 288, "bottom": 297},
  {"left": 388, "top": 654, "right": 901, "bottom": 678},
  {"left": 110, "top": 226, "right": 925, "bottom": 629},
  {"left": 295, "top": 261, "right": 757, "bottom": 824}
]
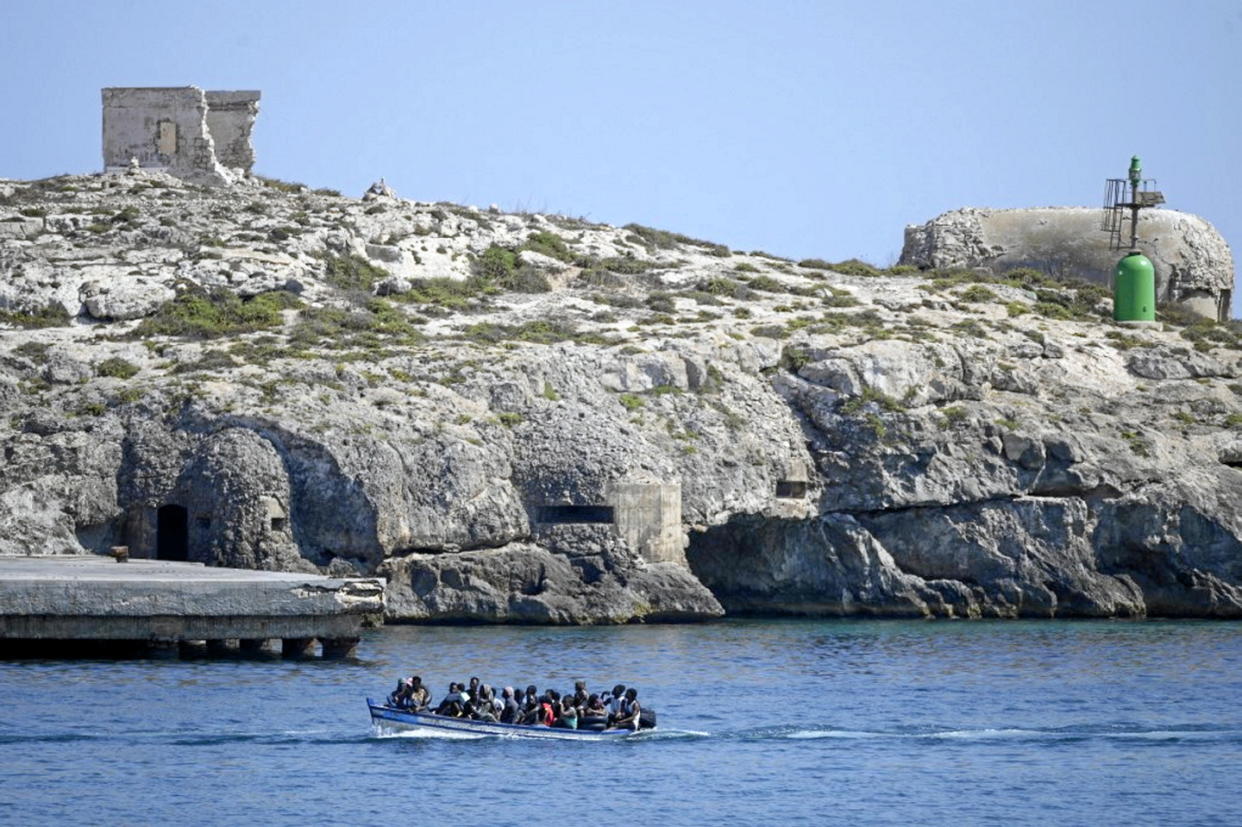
[{"left": 1101, "top": 156, "right": 1164, "bottom": 323}]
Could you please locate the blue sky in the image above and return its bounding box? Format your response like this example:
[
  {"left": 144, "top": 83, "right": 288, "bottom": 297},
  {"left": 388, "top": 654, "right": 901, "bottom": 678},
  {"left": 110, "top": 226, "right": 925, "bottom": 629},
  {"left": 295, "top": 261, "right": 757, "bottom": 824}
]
[{"left": 3, "top": 0, "right": 1239, "bottom": 313}]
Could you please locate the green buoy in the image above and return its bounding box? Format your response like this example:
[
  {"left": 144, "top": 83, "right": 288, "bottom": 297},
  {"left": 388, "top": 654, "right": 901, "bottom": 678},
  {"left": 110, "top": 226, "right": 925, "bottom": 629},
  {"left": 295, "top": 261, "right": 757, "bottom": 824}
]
[
  {"left": 1114, "top": 252, "right": 1155, "bottom": 322},
  {"left": 1102, "top": 156, "right": 1164, "bottom": 324}
]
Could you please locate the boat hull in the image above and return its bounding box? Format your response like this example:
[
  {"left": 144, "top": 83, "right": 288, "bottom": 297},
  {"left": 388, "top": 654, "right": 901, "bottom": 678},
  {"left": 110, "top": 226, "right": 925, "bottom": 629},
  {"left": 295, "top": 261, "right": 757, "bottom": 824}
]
[{"left": 367, "top": 699, "right": 645, "bottom": 740}]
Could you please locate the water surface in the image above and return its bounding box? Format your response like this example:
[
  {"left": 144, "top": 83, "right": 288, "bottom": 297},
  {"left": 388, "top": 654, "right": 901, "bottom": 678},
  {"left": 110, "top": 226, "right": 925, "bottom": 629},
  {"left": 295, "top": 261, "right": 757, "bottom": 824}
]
[{"left": 2, "top": 619, "right": 1239, "bottom": 825}]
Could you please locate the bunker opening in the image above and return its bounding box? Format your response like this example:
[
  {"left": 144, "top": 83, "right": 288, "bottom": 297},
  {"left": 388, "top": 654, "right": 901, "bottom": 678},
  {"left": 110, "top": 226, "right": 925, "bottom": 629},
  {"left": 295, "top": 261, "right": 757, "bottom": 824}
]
[
  {"left": 775, "top": 481, "right": 808, "bottom": 498},
  {"left": 536, "top": 505, "right": 615, "bottom": 525},
  {"left": 156, "top": 504, "right": 189, "bottom": 561}
]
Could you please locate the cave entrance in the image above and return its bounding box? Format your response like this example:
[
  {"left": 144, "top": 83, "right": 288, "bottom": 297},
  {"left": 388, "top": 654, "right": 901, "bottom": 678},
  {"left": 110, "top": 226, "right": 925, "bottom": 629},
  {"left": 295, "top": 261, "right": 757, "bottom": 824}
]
[
  {"left": 536, "top": 505, "right": 615, "bottom": 524},
  {"left": 156, "top": 504, "right": 189, "bottom": 561}
]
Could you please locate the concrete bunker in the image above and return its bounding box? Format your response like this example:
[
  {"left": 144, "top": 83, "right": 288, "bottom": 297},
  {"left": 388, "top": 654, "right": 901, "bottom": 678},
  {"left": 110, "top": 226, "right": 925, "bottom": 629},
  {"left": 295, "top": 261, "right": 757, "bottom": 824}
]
[
  {"left": 775, "top": 481, "right": 808, "bottom": 498},
  {"left": 156, "top": 504, "right": 189, "bottom": 561},
  {"left": 536, "top": 505, "right": 616, "bottom": 524},
  {"left": 101, "top": 86, "right": 260, "bottom": 185},
  {"left": 532, "top": 482, "right": 686, "bottom": 565},
  {"left": 775, "top": 460, "right": 810, "bottom": 499}
]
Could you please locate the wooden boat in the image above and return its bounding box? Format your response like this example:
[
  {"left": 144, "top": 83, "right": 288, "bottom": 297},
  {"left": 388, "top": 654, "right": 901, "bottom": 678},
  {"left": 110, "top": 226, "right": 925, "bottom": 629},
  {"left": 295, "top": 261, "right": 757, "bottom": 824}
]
[{"left": 367, "top": 698, "right": 650, "bottom": 740}]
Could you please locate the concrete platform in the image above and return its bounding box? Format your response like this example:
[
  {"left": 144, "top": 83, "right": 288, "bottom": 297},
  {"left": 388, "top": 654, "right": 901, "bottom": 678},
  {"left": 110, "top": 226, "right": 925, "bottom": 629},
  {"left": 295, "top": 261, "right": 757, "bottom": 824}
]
[{"left": 0, "top": 555, "right": 384, "bottom": 658}]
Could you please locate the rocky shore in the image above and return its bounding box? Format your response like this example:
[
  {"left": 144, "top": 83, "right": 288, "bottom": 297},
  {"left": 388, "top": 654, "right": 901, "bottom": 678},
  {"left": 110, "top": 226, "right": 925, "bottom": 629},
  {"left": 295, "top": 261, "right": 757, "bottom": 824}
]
[{"left": 1, "top": 169, "right": 1240, "bottom": 621}]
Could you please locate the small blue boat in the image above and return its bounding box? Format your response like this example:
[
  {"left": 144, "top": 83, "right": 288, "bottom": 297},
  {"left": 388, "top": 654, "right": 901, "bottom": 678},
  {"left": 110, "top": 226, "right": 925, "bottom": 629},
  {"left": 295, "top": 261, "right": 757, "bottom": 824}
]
[{"left": 367, "top": 698, "right": 648, "bottom": 741}]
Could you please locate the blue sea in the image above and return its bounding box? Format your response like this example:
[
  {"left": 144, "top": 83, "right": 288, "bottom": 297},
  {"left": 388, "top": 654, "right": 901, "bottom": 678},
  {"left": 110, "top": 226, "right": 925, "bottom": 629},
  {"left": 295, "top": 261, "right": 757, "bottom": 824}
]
[{"left": 2, "top": 620, "right": 1240, "bottom": 825}]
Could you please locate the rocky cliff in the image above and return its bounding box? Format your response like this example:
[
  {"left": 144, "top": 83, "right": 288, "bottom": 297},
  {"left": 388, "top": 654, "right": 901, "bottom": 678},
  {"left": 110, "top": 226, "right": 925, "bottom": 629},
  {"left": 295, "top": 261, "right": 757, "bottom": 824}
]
[{"left": 2, "top": 169, "right": 1241, "bottom": 621}]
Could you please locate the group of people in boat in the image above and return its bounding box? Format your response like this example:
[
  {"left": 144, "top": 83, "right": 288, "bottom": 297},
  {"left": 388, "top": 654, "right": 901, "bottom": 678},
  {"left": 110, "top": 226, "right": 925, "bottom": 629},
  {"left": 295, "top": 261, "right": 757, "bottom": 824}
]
[{"left": 387, "top": 675, "right": 643, "bottom": 731}]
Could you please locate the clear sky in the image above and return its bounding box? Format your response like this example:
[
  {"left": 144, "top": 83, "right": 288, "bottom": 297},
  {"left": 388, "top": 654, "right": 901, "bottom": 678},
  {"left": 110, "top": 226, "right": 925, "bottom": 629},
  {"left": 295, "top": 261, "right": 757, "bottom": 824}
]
[{"left": 3, "top": 0, "right": 1239, "bottom": 314}]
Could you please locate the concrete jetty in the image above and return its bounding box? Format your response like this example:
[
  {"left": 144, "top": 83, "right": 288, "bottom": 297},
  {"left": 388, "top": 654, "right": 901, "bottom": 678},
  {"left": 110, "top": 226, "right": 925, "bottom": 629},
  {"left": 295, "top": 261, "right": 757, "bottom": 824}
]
[{"left": 0, "top": 555, "right": 384, "bottom": 659}]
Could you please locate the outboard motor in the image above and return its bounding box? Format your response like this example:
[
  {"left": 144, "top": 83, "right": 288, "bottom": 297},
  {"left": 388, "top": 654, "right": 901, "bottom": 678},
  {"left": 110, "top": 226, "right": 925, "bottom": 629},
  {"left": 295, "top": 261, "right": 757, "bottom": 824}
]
[{"left": 638, "top": 707, "right": 657, "bottom": 730}]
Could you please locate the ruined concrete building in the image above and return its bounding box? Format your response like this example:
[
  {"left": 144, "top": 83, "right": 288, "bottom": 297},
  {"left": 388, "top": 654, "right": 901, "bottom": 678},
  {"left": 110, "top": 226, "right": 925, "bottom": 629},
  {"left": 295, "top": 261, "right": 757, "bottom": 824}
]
[{"left": 102, "top": 86, "right": 259, "bottom": 186}]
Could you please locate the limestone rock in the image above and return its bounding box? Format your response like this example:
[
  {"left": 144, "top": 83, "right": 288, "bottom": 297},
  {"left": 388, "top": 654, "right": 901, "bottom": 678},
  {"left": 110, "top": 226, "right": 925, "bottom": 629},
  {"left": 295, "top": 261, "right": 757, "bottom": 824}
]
[
  {"left": 1, "top": 170, "right": 1240, "bottom": 624},
  {"left": 81, "top": 278, "right": 175, "bottom": 321}
]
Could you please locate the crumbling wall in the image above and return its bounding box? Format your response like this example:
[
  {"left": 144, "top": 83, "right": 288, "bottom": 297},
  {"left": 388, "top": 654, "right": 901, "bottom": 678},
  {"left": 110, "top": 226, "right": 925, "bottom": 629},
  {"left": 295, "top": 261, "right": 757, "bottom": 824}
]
[
  {"left": 900, "top": 207, "right": 1235, "bottom": 321},
  {"left": 204, "top": 91, "right": 260, "bottom": 173},
  {"left": 101, "top": 86, "right": 260, "bottom": 185}
]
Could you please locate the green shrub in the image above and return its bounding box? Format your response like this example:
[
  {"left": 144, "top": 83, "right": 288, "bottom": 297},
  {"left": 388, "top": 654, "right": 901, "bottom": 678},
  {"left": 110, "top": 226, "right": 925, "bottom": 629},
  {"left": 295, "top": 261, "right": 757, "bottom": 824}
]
[
  {"left": 747, "top": 275, "right": 784, "bottom": 293},
  {"left": 601, "top": 256, "right": 652, "bottom": 275},
  {"left": 1225, "top": 413, "right": 1242, "bottom": 428},
  {"left": 0, "top": 302, "right": 71, "bottom": 329},
  {"left": 522, "top": 231, "right": 574, "bottom": 263},
  {"left": 477, "top": 245, "right": 518, "bottom": 281},
  {"left": 959, "top": 285, "right": 997, "bottom": 303},
  {"left": 780, "top": 345, "right": 810, "bottom": 372},
  {"left": 841, "top": 386, "right": 905, "bottom": 415},
  {"left": 256, "top": 176, "right": 306, "bottom": 193},
  {"left": 133, "top": 288, "right": 301, "bottom": 340},
  {"left": 323, "top": 253, "right": 388, "bottom": 292},
  {"left": 497, "top": 412, "right": 523, "bottom": 427},
  {"left": 623, "top": 223, "right": 729, "bottom": 256},
  {"left": 734, "top": 262, "right": 760, "bottom": 273},
  {"left": 13, "top": 341, "right": 50, "bottom": 362},
  {"left": 542, "top": 382, "right": 560, "bottom": 401},
  {"left": 474, "top": 244, "right": 552, "bottom": 292},
  {"left": 828, "top": 259, "right": 882, "bottom": 278},
  {"left": 96, "top": 357, "right": 139, "bottom": 379},
  {"left": 646, "top": 292, "right": 676, "bottom": 313},
  {"left": 1033, "top": 301, "right": 1073, "bottom": 320},
  {"left": 1005, "top": 301, "right": 1030, "bottom": 317},
  {"left": 798, "top": 259, "right": 833, "bottom": 270},
  {"left": 941, "top": 405, "right": 968, "bottom": 424},
  {"left": 619, "top": 393, "right": 644, "bottom": 410}
]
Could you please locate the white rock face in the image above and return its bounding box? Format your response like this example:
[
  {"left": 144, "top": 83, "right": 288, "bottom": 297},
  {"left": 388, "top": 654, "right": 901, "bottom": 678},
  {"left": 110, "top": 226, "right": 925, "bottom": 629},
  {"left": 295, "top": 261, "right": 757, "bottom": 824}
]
[
  {"left": 901, "top": 207, "right": 1235, "bottom": 321},
  {"left": 1, "top": 172, "right": 1241, "bottom": 622},
  {"left": 80, "top": 278, "right": 176, "bottom": 321}
]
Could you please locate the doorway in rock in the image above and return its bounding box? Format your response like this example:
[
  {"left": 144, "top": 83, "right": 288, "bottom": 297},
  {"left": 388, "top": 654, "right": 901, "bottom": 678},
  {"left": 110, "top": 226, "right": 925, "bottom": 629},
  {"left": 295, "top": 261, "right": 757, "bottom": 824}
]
[{"left": 156, "top": 504, "right": 189, "bottom": 561}]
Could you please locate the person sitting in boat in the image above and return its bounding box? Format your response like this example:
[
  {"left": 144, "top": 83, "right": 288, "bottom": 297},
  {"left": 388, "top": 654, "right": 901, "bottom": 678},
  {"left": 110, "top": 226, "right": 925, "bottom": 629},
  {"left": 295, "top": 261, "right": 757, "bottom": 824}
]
[
  {"left": 499, "top": 687, "right": 520, "bottom": 723},
  {"left": 436, "top": 682, "right": 468, "bottom": 717},
  {"left": 388, "top": 679, "right": 411, "bottom": 708},
  {"left": 538, "top": 692, "right": 558, "bottom": 726},
  {"left": 472, "top": 685, "right": 500, "bottom": 722},
  {"left": 405, "top": 676, "right": 431, "bottom": 712},
  {"left": 605, "top": 684, "right": 626, "bottom": 722},
  {"left": 554, "top": 694, "right": 579, "bottom": 729},
  {"left": 579, "top": 694, "right": 609, "bottom": 731},
  {"left": 572, "top": 680, "right": 589, "bottom": 709},
  {"left": 518, "top": 686, "right": 542, "bottom": 725},
  {"left": 611, "top": 688, "right": 641, "bottom": 731}
]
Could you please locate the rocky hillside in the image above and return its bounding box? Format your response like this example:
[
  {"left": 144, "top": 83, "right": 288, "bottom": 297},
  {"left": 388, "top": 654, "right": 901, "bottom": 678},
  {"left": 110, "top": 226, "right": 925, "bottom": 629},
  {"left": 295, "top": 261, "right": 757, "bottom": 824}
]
[{"left": 2, "top": 169, "right": 1241, "bottom": 621}]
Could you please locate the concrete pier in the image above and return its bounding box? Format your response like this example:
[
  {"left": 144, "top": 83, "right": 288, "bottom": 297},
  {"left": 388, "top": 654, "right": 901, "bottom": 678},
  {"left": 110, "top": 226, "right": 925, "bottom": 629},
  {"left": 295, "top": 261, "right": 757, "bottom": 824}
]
[{"left": 0, "top": 555, "right": 384, "bottom": 659}]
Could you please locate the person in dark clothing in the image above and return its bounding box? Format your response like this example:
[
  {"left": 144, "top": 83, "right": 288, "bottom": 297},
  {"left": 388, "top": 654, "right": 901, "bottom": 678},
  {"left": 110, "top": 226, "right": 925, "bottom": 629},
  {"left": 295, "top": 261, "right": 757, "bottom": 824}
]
[{"left": 499, "top": 687, "right": 519, "bottom": 724}]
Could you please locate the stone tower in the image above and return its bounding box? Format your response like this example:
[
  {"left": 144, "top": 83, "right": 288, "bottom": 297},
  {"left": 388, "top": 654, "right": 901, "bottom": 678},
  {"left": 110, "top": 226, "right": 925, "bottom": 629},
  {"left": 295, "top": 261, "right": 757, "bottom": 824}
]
[{"left": 101, "top": 86, "right": 260, "bottom": 186}]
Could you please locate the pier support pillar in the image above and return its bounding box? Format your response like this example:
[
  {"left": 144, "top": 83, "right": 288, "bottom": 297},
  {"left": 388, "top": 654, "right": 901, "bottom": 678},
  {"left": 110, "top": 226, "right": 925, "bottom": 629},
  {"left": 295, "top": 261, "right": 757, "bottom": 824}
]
[
  {"left": 239, "top": 638, "right": 268, "bottom": 654},
  {"left": 281, "top": 637, "right": 316, "bottom": 658},
  {"left": 320, "top": 637, "right": 360, "bottom": 659}
]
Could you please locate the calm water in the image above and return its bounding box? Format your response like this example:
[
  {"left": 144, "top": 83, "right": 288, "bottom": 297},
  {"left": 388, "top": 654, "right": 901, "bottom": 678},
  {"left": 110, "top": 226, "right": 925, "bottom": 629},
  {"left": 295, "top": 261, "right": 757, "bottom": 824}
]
[{"left": 2, "top": 620, "right": 1240, "bottom": 825}]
